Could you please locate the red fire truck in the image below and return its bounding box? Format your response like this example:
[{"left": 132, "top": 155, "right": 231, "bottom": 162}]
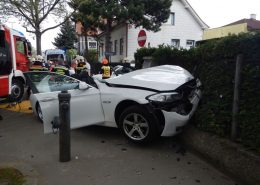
[{"left": 0, "top": 24, "right": 32, "bottom": 102}]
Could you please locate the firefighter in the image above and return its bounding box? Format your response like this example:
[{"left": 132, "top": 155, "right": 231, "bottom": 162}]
[
  {"left": 101, "top": 57, "right": 111, "bottom": 79},
  {"left": 51, "top": 60, "right": 69, "bottom": 76},
  {"left": 29, "top": 58, "right": 47, "bottom": 71},
  {"left": 69, "top": 59, "right": 80, "bottom": 79},
  {"left": 76, "top": 56, "right": 91, "bottom": 76}
]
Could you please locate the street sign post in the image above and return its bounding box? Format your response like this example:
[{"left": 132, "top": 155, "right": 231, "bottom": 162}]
[{"left": 138, "top": 30, "right": 147, "bottom": 47}]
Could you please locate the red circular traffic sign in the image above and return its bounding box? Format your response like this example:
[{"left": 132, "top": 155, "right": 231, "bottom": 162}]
[{"left": 138, "top": 30, "right": 147, "bottom": 47}]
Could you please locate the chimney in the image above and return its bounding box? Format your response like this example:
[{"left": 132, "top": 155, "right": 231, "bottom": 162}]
[{"left": 250, "top": 14, "right": 256, "bottom": 20}]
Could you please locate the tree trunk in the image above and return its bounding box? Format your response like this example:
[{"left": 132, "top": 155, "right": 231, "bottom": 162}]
[
  {"left": 36, "top": 31, "right": 42, "bottom": 55},
  {"left": 105, "top": 19, "right": 112, "bottom": 60}
]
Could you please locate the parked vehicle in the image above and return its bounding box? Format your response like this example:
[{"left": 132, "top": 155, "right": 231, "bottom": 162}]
[
  {"left": 112, "top": 65, "right": 134, "bottom": 75},
  {"left": 93, "top": 65, "right": 134, "bottom": 80},
  {"left": 25, "top": 65, "right": 201, "bottom": 143},
  {"left": 44, "top": 49, "right": 66, "bottom": 64},
  {"left": 0, "top": 24, "right": 32, "bottom": 102}
]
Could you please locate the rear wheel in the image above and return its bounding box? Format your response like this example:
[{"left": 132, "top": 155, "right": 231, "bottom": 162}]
[
  {"left": 118, "top": 105, "right": 160, "bottom": 144},
  {"left": 9, "top": 79, "right": 24, "bottom": 102},
  {"left": 36, "top": 103, "right": 43, "bottom": 123}
]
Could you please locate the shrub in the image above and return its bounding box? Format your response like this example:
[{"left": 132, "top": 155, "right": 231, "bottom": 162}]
[
  {"left": 134, "top": 32, "right": 260, "bottom": 152},
  {"left": 84, "top": 49, "right": 98, "bottom": 63}
]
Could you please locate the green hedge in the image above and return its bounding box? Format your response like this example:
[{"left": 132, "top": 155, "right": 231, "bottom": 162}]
[
  {"left": 134, "top": 32, "right": 260, "bottom": 153},
  {"left": 134, "top": 47, "right": 157, "bottom": 69},
  {"left": 84, "top": 49, "right": 98, "bottom": 63}
]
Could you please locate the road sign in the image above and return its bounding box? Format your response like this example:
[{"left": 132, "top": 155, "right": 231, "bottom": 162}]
[{"left": 138, "top": 30, "right": 147, "bottom": 47}]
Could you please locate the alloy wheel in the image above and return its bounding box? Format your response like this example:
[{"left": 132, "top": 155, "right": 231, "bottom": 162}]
[{"left": 122, "top": 113, "right": 149, "bottom": 141}]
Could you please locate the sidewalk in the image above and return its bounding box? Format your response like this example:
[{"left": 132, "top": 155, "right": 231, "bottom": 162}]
[{"left": 0, "top": 109, "right": 238, "bottom": 185}]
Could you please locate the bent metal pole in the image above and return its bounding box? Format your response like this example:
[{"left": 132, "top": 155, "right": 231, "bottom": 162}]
[{"left": 58, "top": 90, "right": 71, "bottom": 162}]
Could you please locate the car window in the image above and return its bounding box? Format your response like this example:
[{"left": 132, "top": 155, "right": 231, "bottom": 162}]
[
  {"left": 25, "top": 72, "right": 79, "bottom": 93},
  {"left": 47, "top": 75, "right": 79, "bottom": 93}
]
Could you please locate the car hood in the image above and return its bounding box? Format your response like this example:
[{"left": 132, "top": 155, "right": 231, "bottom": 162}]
[{"left": 105, "top": 65, "right": 194, "bottom": 91}]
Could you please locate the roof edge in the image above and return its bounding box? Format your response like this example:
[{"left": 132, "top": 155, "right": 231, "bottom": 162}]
[{"left": 180, "top": 0, "right": 209, "bottom": 29}]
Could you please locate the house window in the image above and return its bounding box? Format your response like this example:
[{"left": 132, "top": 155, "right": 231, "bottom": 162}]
[
  {"left": 171, "top": 39, "right": 180, "bottom": 48},
  {"left": 171, "top": 12, "right": 175, "bottom": 25},
  {"left": 88, "top": 41, "right": 97, "bottom": 49},
  {"left": 120, "top": 38, "right": 124, "bottom": 55},
  {"left": 186, "top": 40, "right": 195, "bottom": 48},
  {"left": 99, "top": 43, "right": 104, "bottom": 56},
  {"left": 109, "top": 41, "right": 113, "bottom": 52},
  {"left": 114, "top": 40, "right": 117, "bottom": 54}
]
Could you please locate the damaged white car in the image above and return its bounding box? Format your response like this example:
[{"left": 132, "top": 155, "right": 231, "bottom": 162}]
[{"left": 25, "top": 65, "right": 201, "bottom": 143}]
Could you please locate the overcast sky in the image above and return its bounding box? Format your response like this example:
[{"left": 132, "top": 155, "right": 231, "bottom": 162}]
[{"left": 5, "top": 0, "right": 260, "bottom": 51}]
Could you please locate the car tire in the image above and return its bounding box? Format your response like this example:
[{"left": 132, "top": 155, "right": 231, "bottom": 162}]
[
  {"left": 36, "top": 103, "right": 43, "bottom": 123},
  {"left": 118, "top": 105, "right": 159, "bottom": 144},
  {"left": 9, "top": 79, "right": 24, "bottom": 102}
]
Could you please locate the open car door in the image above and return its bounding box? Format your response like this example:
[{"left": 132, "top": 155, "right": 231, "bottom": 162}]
[{"left": 25, "top": 71, "right": 104, "bottom": 133}]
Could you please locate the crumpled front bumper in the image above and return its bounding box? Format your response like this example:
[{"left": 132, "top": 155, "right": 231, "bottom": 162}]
[{"left": 160, "top": 89, "right": 201, "bottom": 137}]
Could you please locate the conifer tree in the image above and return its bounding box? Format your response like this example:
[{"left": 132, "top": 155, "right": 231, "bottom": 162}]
[
  {"left": 53, "top": 20, "right": 77, "bottom": 50},
  {"left": 69, "top": 0, "right": 172, "bottom": 57}
]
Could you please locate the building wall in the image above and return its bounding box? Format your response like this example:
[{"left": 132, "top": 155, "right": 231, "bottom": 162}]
[
  {"left": 77, "top": 35, "right": 97, "bottom": 56},
  {"left": 127, "top": 0, "right": 204, "bottom": 61},
  {"left": 99, "top": 0, "right": 205, "bottom": 62},
  {"left": 110, "top": 25, "right": 127, "bottom": 62},
  {"left": 202, "top": 23, "right": 248, "bottom": 40},
  {"left": 98, "top": 25, "right": 127, "bottom": 63}
]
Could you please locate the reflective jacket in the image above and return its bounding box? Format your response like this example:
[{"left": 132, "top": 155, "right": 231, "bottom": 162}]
[
  {"left": 51, "top": 65, "right": 69, "bottom": 76},
  {"left": 101, "top": 65, "right": 111, "bottom": 79}
]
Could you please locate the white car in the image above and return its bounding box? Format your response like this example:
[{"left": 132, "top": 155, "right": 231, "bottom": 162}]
[{"left": 25, "top": 65, "right": 201, "bottom": 143}]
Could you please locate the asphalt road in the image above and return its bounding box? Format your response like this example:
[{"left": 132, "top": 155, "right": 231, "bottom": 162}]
[{"left": 0, "top": 109, "right": 238, "bottom": 185}]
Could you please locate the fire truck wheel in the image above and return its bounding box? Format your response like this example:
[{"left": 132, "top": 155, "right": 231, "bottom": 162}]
[{"left": 10, "top": 79, "right": 24, "bottom": 102}]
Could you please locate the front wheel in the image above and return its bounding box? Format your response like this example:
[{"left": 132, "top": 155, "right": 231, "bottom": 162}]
[
  {"left": 9, "top": 79, "right": 24, "bottom": 102},
  {"left": 118, "top": 105, "right": 160, "bottom": 144}
]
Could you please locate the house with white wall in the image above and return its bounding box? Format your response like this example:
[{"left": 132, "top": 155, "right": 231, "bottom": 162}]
[
  {"left": 98, "top": 0, "right": 208, "bottom": 63},
  {"left": 75, "top": 21, "right": 99, "bottom": 55}
]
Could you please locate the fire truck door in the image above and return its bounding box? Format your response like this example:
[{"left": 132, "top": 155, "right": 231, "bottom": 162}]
[
  {"left": 0, "top": 30, "right": 12, "bottom": 98},
  {"left": 14, "top": 36, "right": 29, "bottom": 72}
]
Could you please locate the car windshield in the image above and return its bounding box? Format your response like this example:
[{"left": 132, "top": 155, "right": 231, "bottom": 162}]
[
  {"left": 47, "top": 54, "right": 64, "bottom": 62},
  {"left": 25, "top": 72, "right": 79, "bottom": 93}
]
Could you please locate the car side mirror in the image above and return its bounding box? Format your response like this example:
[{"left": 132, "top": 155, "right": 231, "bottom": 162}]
[{"left": 79, "top": 82, "right": 90, "bottom": 90}]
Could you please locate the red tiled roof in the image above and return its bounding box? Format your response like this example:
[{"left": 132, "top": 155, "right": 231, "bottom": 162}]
[{"left": 224, "top": 18, "right": 260, "bottom": 31}]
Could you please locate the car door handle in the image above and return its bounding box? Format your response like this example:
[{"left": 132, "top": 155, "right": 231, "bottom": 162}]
[{"left": 41, "top": 97, "right": 56, "bottom": 102}]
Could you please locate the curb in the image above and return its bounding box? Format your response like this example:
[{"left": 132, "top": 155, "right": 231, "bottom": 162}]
[
  {"left": 0, "top": 162, "right": 38, "bottom": 185},
  {"left": 180, "top": 125, "right": 260, "bottom": 185}
]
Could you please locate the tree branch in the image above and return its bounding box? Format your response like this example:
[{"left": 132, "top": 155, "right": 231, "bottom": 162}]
[
  {"left": 22, "top": 26, "right": 35, "bottom": 33},
  {"left": 39, "top": 0, "right": 60, "bottom": 24},
  {"left": 41, "top": 16, "right": 69, "bottom": 34},
  {"left": 9, "top": 0, "right": 36, "bottom": 29}
]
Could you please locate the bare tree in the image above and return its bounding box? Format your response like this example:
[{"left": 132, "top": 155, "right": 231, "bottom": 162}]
[{"left": 0, "top": 0, "right": 72, "bottom": 54}]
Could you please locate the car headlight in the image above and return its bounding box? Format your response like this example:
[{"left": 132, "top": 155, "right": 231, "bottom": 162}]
[{"left": 146, "top": 92, "right": 183, "bottom": 103}]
